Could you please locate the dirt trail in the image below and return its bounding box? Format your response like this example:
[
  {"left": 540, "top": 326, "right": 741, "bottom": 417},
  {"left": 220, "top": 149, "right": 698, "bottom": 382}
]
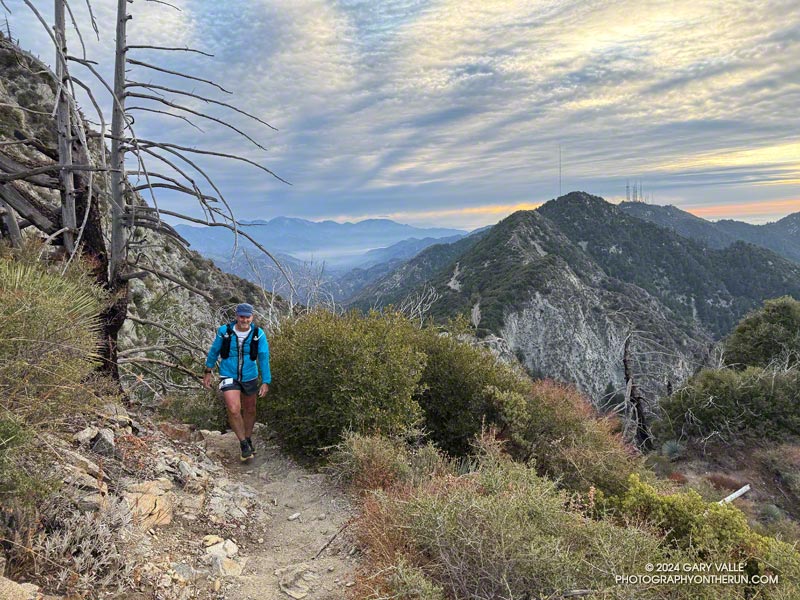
[{"left": 201, "top": 431, "right": 358, "bottom": 600}]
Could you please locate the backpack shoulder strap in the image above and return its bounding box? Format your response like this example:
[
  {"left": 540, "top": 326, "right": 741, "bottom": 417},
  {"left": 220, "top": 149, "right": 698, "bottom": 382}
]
[
  {"left": 220, "top": 323, "right": 234, "bottom": 359},
  {"left": 249, "top": 323, "right": 260, "bottom": 361}
]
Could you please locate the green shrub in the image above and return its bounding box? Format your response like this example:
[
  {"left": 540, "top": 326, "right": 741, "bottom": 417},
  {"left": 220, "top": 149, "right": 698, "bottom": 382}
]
[
  {"left": 661, "top": 439, "right": 685, "bottom": 461},
  {"left": 659, "top": 367, "right": 800, "bottom": 444},
  {"left": 613, "top": 475, "right": 755, "bottom": 553},
  {"left": 412, "top": 325, "right": 529, "bottom": 456},
  {"left": 725, "top": 296, "right": 800, "bottom": 369},
  {"left": 0, "top": 258, "right": 106, "bottom": 503},
  {"left": 502, "top": 379, "right": 644, "bottom": 495},
  {"left": 262, "top": 310, "right": 425, "bottom": 455},
  {"left": 760, "top": 504, "right": 784, "bottom": 523},
  {"left": 267, "top": 308, "right": 642, "bottom": 499},
  {"left": 609, "top": 474, "right": 800, "bottom": 597},
  {"left": 0, "top": 415, "right": 56, "bottom": 500},
  {"left": 364, "top": 446, "right": 717, "bottom": 600}
]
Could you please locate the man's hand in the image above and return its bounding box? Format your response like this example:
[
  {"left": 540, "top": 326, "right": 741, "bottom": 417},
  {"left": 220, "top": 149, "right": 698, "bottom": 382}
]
[
  {"left": 202, "top": 372, "right": 213, "bottom": 390},
  {"left": 258, "top": 383, "right": 269, "bottom": 397}
]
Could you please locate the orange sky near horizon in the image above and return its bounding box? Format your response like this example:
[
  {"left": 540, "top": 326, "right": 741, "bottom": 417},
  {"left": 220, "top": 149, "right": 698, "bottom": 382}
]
[
  {"left": 339, "top": 197, "right": 800, "bottom": 229},
  {"left": 683, "top": 198, "right": 800, "bottom": 222}
]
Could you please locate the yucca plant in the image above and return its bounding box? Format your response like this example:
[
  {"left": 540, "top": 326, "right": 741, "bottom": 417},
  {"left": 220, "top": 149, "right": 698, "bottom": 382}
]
[{"left": 0, "top": 259, "right": 104, "bottom": 426}]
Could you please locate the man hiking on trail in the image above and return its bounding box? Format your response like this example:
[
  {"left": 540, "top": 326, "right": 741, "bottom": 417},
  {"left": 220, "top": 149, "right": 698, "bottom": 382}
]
[{"left": 203, "top": 303, "right": 271, "bottom": 461}]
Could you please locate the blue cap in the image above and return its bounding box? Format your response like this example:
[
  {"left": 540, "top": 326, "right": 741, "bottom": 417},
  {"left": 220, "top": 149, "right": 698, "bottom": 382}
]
[{"left": 235, "top": 303, "right": 254, "bottom": 317}]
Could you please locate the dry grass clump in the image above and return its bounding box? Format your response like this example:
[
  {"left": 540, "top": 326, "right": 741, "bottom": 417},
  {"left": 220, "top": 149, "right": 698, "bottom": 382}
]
[
  {"left": 502, "top": 379, "right": 646, "bottom": 496},
  {"left": 30, "top": 496, "right": 147, "bottom": 596},
  {"left": 329, "top": 432, "right": 455, "bottom": 493},
  {"left": 337, "top": 435, "right": 800, "bottom": 600}
]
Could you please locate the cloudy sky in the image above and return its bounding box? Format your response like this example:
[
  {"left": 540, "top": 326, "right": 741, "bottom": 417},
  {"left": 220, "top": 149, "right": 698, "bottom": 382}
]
[{"left": 8, "top": 0, "right": 800, "bottom": 229}]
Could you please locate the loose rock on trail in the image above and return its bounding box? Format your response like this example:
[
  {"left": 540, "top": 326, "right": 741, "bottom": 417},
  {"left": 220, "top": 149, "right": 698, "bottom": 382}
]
[{"left": 198, "top": 429, "right": 358, "bottom": 600}]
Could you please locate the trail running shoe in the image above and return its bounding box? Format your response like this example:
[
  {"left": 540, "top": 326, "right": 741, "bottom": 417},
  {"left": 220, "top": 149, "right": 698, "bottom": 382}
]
[
  {"left": 240, "top": 439, "right": 254, "bottom": 462},
  {"left": 246, "top": 437, "right": 256, "bottom": 455}
]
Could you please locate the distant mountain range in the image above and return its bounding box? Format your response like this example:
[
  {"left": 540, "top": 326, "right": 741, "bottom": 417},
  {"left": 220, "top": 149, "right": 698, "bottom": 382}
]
[
  {"left": 174, "top": 218, "right": 467, "bottom": 302},
  {"left": 349, "top": 192, "right": 800, "bottom": 398},
  {"left": 174, "top": 218, "right": 466, "bottom": 267},
  {"left": 619, "top": 202, "right": 800, "bottom": 263}
]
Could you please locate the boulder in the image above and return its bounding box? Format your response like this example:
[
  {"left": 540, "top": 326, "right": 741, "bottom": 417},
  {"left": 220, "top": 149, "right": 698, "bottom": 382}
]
[
  {"left": 0, "top": 576, "right": 38, "bottom": 600},
  {"left": 124, "top": 479, "right": 175, "bottom": 529},
  {"left": 91, "top": 428, "right": 116, "bottom": 457},
  {"left": 73, "top": 426, "right": 98, "bottom": 446}
]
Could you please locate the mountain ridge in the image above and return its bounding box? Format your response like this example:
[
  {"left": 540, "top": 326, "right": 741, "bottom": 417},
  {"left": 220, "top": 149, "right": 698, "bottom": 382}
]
[
  {"left": 351, "top": 191, "right": 800, "bottom": 398},
  {"left": 619, "top": 201, "right": 800, "bottom": 263}
]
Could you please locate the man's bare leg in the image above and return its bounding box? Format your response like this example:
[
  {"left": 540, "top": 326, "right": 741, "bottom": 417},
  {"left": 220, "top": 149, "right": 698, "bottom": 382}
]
[
  {"left": 241, "top": 393, "right": 257, "bottom": 440},
  {"left": 223, "top": 390, "right": 246, "bottom": 441}
]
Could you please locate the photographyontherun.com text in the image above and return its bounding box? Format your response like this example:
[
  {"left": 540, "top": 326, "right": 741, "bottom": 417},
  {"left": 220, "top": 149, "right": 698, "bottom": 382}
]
[{"left": 616, "top": 563, "right": 779, "bottom": 586}]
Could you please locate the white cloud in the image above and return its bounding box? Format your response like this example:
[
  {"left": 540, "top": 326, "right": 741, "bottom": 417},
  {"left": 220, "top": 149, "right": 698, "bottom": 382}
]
[{"left": 5, "top": 0, "right": 800, "bottom": 227}]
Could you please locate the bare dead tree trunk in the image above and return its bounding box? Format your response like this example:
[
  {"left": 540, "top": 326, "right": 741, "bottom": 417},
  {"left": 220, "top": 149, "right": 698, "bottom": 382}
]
[
  {"left": 12, "top": 1, "right": 287, "bottom": 390},
  {"left": 623, "top": 335, "right": 654, "bottom": 450},
  {"left": 54, "top": 0, "right": 76, "bottom": 254},
  {"left": 0, "top": 196, "right": 22, "bottom": 246},
  {"left": 99, "top": 0, "right": 131, "bottom": 381},
  {"left": 109, "top": 0, "right": 128, "bottom": 283}
]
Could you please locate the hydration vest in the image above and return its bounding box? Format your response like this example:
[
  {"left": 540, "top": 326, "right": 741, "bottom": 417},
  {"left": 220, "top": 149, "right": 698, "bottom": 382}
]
[{"left": 220, "top": 323, "right": 260, "bottom": 361}]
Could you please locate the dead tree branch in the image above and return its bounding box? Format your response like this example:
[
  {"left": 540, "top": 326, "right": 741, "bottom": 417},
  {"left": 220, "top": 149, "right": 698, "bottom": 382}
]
[
  {"left": 0, "top": 164, "right": 111, "bottom": 183},
  {"left": 127, "top": 315, "right": 207, "bottom": 354},
  {"left": 125, "top": 81, "right": 277, "bottom": 130},
  {"left": 125, "top": 92, "right": 267, "bottom": 150},
  {"left": 118, "top": 356, "right": 199, "bottom": 380},
  {"left": 125, "top": 44, "right": 213, "bottom": 56},
  {"left": 126, "top": 57, "right": 231, "bottom": 93},
  {"left": 134, "top": 138, "right": 290, "bottom": 185},
  {"left": 127, "top": 106, "right": 205, "bottom": 132}
]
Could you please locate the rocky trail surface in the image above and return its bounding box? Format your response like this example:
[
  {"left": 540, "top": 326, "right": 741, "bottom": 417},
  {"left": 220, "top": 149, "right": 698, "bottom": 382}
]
[
  {"left": 0, "top": 406, "right": 359, "bottom": 600},
  {"left": 200, "top": 430, "right": 358, "bottom": 600}
]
